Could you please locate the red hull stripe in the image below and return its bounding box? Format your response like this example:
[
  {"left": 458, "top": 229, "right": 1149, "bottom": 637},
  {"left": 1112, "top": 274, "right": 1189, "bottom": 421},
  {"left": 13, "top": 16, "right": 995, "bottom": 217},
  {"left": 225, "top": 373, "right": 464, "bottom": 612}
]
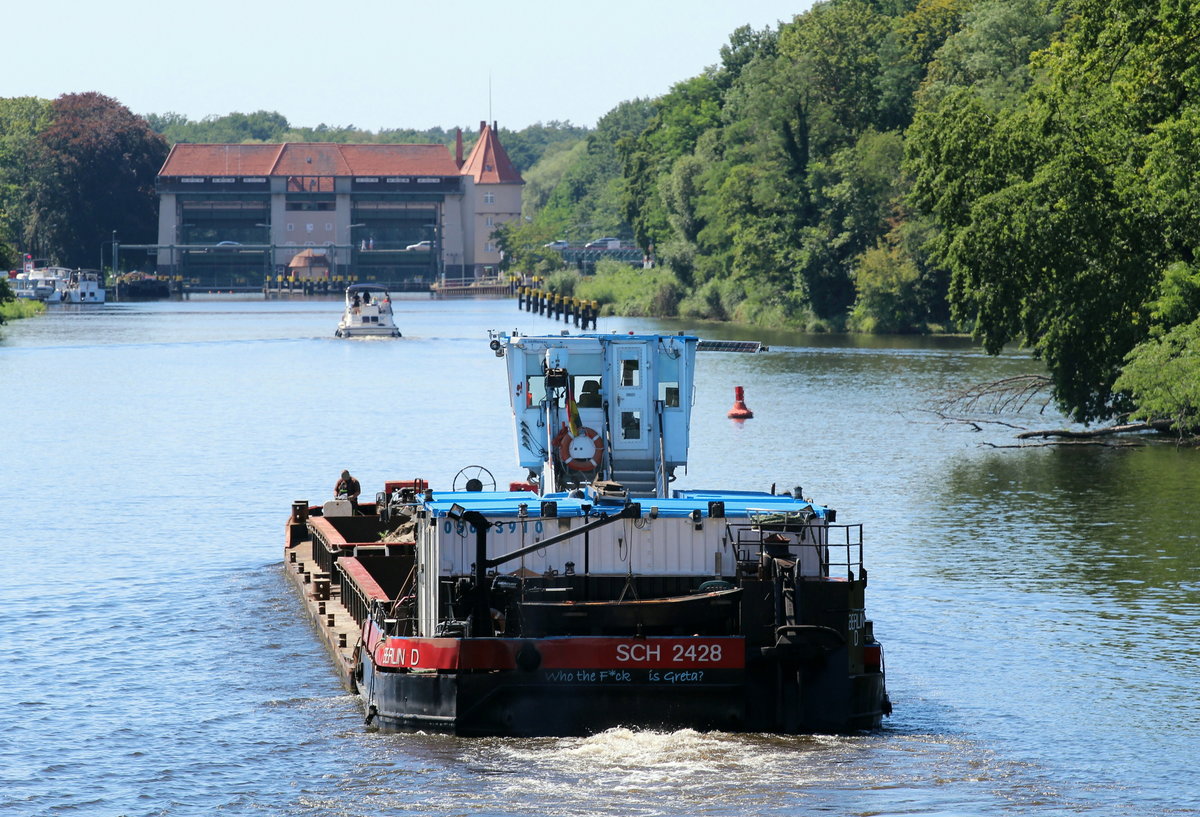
[{"left": 367, "top": 634, "right": 745, "bottom": 670}]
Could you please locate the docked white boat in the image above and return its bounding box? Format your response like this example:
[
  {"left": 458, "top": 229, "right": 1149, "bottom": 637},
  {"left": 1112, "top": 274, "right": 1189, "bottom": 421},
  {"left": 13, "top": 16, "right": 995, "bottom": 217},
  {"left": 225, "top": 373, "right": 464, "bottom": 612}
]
[
  {"left": 11, "top": 267, "right": 67, "bottom": 302},
  {"left": 335, "top": 284, "right": 401, "bottom": 338},
  {"left": 61, "top": 269, "right": 106, "bottom": 304}
]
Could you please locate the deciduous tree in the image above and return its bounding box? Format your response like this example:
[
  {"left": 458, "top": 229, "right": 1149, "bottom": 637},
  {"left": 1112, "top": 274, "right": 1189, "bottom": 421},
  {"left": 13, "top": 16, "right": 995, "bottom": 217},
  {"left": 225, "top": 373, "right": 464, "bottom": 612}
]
[{"left": 30, "top": 93, "right": 167, "bottom": 269}]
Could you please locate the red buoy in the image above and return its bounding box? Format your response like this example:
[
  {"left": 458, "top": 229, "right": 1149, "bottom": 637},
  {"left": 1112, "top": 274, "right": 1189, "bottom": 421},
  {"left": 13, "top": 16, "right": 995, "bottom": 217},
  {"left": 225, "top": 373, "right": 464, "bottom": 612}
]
[{"left": 727, "top": 386, "right": 754, "bottom": 419}]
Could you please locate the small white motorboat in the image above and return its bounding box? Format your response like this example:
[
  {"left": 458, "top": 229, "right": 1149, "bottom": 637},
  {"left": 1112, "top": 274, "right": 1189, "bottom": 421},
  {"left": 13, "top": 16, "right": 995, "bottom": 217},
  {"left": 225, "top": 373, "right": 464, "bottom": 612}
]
[
  {"left": 61, "top": 269, "right": 106, "bottom": 303},
  {"left": 335, "top": 284, "right": 401, "bottom": 338},
  {"left": 11, "top": 267, "right": 67, "bottom": 302}
]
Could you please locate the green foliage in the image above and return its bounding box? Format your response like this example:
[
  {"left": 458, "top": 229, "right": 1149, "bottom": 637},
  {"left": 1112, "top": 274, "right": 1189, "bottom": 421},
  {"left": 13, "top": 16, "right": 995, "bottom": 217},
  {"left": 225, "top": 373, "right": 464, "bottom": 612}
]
[
  {"left": 715, "top": 25, "right": 780, "bottom": 91},
  {"left": 542, "top": 269, "right": 579, "bottom": 297},
  {"left": 0, "top": 296, "right": 45, "bottom": 322},
  {"left": 620, "top": 76, "right": 724, "bottom": 251},
  {"left": 1113, "top": 318, "right": 1200, "bottom": 433},
  {"left": 0, "top": 97, "right": 53, "bottom": 256},
  {"left": 145, "top": 110, "right": 459, "bottom": 147},
  {"left": 778, "top": 0, "right": 891, "bottom": 138},
  {"left": 491, "top": 220, "right": 567, "bottom": 274},
  {"left": 921, "top": 0, "right": 1062, "bottom": 107},
  {"left": 500, "top": 121, "right": 589, "bottom": 173},
  {"left": 849, "top": 240, "right": 924, "bottom": 332},
  {"left": 876, "top": 0, "right": 970, "bottom": 129},
  {"left": 605, "top": 0, "right": 970, "bottom": 333},
  {"left": 574, "top": 260, "right": 681, "bottom": 317},
  {"left": 532, "top": 99, "right": 654, "bottom": 244},
  {"left": 1110, "top": 261, "right": 1200, "bottom": 432},
  {"left": 30, "top": 93, "right": 168, "bottom": 268},
  {"left": 1150, "top": 262, "right": 1200, "bottom": 330},
  {"left": 521, "top": 141, "right": 586, "bottom": 220},
  {"left": 145, "top": 110, "right": 290, "bottom": 143},
  {"left": 905, "top": 0, "right": 1200, "bottom": 423}
]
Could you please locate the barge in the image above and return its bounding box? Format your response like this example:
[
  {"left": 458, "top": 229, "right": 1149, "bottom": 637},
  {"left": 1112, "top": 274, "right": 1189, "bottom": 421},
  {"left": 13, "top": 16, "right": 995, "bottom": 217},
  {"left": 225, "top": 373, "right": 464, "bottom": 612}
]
[{"left": 284, "top": 331, "right": 890, "bottom": 736}]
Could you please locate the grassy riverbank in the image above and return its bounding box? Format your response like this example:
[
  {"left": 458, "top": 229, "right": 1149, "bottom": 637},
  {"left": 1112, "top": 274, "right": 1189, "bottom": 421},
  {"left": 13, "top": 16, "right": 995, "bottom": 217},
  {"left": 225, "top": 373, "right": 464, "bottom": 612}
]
[
  {"left": 0, "top": 299, "right": 45, "bottom": 322},
  {"left": 536, "top": 260, "right": 953, "bottom": 334}
]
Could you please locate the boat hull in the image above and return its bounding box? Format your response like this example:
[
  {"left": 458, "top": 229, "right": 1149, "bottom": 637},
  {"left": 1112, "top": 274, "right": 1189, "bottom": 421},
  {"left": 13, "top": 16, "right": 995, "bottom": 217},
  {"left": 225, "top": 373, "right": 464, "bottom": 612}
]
[
  {"left": 335, "top": 325, "right": 402, "bottom": 338},
  {"left": 360, "top": 647, "right": 888, "bottom": 734},
  {"left": 355, "top": 635, "right": 887, "bottom": 736}
]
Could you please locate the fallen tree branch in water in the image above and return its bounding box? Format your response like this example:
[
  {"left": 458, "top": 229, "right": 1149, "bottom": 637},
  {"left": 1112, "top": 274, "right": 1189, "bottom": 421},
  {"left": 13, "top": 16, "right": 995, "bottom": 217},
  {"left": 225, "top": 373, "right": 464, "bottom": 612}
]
[
  {"left": 1015, "top": 420, "right": 1175, "bottom": 439},
  {"left": 935, "top": 374, "right": 1055, "bottom": 415},
  {"left": 981, "top": 439, "right": 1143, "bottom": 449},
  {"left": 918, "top": 408, "right": 1029, "bottom": 432}
]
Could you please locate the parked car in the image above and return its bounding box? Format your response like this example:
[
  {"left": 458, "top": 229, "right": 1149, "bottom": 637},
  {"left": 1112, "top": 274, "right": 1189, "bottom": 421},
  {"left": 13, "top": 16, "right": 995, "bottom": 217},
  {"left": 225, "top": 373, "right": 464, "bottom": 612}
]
[
  {"left": 405, "top": 240, "right": 432, "bottom": 251},
  {"left": 585, "top": 237, "right": 621, "bottom": 249},
  {"left": 543, "top": 240, "right": 569, "bottom": 249}
]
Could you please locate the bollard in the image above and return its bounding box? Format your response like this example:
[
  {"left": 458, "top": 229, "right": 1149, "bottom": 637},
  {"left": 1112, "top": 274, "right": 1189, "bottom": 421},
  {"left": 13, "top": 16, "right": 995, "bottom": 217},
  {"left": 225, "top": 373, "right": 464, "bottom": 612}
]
[{"left": 314, "top": 573, "right": 331, "bottom": 601}]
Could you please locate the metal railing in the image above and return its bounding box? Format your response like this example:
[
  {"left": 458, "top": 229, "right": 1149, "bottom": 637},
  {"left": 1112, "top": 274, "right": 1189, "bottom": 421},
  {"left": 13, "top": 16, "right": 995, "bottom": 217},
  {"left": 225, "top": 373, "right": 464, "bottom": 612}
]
[{"left": 730, "top": 520, "right": 866, "bottom": 581}]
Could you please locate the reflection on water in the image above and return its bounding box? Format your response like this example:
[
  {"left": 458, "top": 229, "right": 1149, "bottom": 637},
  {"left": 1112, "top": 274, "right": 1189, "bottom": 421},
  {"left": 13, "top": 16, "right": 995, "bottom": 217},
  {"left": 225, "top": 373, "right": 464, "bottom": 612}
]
[{"left": 1, "top": 299, "right": 1197, "bottom": 816}]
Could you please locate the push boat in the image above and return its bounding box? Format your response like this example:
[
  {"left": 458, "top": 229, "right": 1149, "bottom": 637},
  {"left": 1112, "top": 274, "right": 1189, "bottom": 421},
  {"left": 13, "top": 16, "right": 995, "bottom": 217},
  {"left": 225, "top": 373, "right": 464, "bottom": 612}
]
[
  {"left": 284, "top": 331, "right": 891, "bottom": 736},
  {"left": 335, "top": 284, "right": 401, "bottom": 338}
]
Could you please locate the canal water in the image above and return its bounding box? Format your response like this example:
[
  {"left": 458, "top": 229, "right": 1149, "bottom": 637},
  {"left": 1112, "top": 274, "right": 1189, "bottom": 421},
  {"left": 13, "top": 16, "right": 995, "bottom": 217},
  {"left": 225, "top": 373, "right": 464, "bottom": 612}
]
[{"left": 1, "top": 297, "right": 1197, "bottom": 816}]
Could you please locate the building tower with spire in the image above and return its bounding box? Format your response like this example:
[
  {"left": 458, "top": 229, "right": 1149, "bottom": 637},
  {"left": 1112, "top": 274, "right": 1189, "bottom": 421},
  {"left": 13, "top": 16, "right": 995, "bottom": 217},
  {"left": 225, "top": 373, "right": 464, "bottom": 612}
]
[{"left": 460, "top": 120, "right": 524, "bottom": 275}]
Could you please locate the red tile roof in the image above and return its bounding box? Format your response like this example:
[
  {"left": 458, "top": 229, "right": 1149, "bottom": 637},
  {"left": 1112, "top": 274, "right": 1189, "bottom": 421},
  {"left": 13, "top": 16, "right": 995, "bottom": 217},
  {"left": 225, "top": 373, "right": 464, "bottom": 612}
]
[
  {"left": 337, "top": 144, "right": 460, "bottom": 176},
  {"left": 159, "top": 142, "right": 463, "bottom": 178},
  {"left": 159, "top": 143, "right": 283, "bottom": 176},
  {"left": 461, "top": 121, "right": 524, "bottom": 185}
]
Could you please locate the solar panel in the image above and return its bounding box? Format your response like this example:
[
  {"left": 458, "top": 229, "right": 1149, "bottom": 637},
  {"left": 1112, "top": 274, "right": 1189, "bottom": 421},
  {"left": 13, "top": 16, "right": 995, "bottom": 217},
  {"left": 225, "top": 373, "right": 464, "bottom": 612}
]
[{"left": 695, "top": 339, "right": 767, "bottom": 353}]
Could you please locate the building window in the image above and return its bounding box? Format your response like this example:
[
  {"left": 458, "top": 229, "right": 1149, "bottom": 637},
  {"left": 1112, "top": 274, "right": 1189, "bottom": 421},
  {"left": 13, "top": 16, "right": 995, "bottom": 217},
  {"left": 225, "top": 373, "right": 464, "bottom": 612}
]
[
  {"left": 485, "top": 216, "right": 494, "bottom": 227},
  {"left": 287, "top": 223, "right": 294, "bottom": 231},
  {"left": 483, "top": 192, "right": 495, "bottom": 204},
  {"left": 485, "top": 242, "right": 495, "bottom": 252}
]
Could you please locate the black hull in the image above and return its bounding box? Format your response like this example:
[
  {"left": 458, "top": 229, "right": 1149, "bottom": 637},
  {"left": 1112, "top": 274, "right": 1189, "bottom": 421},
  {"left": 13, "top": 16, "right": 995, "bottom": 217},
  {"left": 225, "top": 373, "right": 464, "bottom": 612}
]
[{"left": 359, "top": 648, "right": 887, "bottom": 737}]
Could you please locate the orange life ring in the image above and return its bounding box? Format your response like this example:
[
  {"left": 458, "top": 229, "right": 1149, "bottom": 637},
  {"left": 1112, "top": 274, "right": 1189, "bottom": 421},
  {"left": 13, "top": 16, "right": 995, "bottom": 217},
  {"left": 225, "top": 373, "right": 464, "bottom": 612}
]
[{"left": 555, "top": 425, "right": 605, "bottom": 471}]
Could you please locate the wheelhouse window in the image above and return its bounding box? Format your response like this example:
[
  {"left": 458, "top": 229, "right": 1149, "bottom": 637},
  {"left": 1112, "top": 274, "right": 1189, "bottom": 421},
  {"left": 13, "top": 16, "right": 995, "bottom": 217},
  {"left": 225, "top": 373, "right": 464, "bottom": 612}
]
[{"left": 573, "top": 375, "right": 602, "bottom": 408}]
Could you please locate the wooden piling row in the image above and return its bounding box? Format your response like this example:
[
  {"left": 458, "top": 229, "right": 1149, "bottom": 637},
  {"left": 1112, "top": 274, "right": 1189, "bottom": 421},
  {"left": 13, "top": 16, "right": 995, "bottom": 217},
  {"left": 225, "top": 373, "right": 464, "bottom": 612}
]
[{"left": 517, "top": 287, "right": 599, "bottom": 330}]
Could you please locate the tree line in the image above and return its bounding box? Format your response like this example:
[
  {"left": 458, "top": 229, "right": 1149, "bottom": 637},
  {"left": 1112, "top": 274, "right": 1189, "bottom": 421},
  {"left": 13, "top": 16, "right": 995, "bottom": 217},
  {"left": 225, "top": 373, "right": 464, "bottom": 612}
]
[{"left": 501, "top": 0, "right": 1199, "bottom": 433}]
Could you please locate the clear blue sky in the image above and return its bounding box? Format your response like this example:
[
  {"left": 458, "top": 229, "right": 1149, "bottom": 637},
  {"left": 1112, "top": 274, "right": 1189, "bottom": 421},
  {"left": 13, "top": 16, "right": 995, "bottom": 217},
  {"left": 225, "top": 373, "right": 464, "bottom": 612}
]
[{"left": 9, "top": 0, "right": 813, "bottom": 132}]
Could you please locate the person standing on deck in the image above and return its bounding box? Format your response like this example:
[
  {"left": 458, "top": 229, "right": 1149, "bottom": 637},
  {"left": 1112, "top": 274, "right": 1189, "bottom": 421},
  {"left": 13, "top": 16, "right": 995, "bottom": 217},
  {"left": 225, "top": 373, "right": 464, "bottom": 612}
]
[{"left": 335, "top": 470, "right": 361, "bottom": 512}]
